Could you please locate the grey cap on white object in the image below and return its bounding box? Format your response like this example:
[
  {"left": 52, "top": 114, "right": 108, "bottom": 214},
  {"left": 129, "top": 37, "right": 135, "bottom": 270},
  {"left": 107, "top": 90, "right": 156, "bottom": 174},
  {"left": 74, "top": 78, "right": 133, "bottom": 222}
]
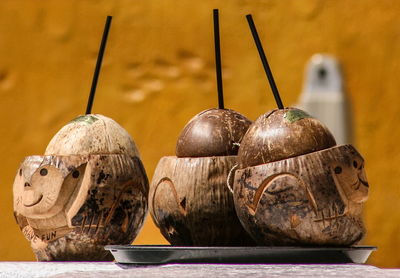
[
  {"left": 297, "top": 54, "right": 352, "bottom": 145},
  {"left": 45, "top": 114, "right": 140, "bottom": 158}
]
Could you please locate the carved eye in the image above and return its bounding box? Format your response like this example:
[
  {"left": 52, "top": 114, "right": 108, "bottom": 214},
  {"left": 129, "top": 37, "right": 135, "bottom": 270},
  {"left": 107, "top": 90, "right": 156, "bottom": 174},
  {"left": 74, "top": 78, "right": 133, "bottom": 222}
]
[
  {"left": 19, "top": 169, "right": 22, "bottom": 176},
  {"left": 353, "top": 161, "right": 358, "bottom": 168},
  {"left": 72, "top": 170, "right": 80, "bottom": 179},
  {"left": 334, "top": 166, "right": 342, "bottom": 174},
  {"left": 40, "top": 168, "right": 48, "bottom": 176}
]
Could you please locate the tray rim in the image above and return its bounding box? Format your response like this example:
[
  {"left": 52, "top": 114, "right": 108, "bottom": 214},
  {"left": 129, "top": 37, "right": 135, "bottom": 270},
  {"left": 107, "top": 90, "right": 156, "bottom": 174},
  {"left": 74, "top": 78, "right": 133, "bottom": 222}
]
[
  {"left": 105, "top": 245, "right": 377, "bottom": 251},
  {"left": 105, "top": 245, "right": 377, "bottom": 265}
]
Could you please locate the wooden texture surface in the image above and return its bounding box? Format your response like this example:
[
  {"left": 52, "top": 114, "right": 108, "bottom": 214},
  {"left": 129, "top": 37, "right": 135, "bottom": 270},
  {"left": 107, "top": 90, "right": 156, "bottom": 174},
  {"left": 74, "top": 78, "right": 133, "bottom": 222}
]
[
  {"left": 234, "top": 144, "right": 368, "bottom": 245},
  {"left": 150, "top": 156, "right": 254, "bottom": 246},
  {"left": 13, "top": 154, "right": 148, "bottom": 261},
  {"left": 0, "top": 262, "right": 399, "bottom": 278}
]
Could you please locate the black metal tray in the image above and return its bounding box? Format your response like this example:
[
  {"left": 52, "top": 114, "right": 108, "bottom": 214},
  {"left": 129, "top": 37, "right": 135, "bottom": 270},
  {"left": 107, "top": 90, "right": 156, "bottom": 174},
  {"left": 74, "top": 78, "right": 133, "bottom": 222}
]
[{"left": 105, "top": 245, "right": 376, "bottom": 265}]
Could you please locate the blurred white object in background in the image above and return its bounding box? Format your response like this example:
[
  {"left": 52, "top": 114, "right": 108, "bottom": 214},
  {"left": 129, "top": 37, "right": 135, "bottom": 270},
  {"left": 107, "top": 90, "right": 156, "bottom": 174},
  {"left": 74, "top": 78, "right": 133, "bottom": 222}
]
[{"left": 297, "top": 54, "right": 352, "bottom": 145}]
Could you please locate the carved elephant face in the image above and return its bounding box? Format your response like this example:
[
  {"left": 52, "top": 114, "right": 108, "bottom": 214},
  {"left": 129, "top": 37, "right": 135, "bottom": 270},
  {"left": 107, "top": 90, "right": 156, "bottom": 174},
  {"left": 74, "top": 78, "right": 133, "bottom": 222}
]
[
  {"left": 13, "top": 156, "right": 87, "bottom": 219},
  {"left": 233, "top": 144, "right": 368, "bottom": 246}
]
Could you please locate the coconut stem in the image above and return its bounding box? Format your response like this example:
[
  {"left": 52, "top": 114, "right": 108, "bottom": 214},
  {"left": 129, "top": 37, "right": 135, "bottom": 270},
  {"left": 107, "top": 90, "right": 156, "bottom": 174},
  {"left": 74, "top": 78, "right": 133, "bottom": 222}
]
[
  {"left": 213, "top": 9, "right": 224, "bottom": 110},
  {"left": 86, "top": 15, "right": 113, "bottom": 115},
  {"left": 246, "top": 14, "right": 284, "bottom": 109}
]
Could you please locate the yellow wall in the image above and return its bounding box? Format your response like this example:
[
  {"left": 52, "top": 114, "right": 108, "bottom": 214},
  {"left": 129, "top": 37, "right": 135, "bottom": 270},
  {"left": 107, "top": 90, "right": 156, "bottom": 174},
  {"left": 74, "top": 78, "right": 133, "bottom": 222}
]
[{"left": 0, "top": 0, "right": 399, "bottom": 267}]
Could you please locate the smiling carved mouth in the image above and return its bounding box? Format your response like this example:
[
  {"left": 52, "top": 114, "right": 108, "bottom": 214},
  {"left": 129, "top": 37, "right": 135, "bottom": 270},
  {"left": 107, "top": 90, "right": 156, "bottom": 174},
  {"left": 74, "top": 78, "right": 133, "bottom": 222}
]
[
  {"left": 350, "top": 177, "right": 369, "bottom": 190},
  {"left": 23, "top": 195, "right": 43, "bottom": 207},
  {"left": 359, "top": 178, "right": 369, "bottom": 188}
]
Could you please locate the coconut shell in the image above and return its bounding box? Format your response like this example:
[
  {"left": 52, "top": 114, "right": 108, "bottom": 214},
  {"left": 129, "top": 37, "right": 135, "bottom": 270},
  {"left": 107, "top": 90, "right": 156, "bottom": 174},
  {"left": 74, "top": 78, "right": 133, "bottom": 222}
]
[
  {"left": 14, "top": 114, "right": 148, "bottom": 261},
  {"left": 233, "top": 144, "right": 368, "bottom": 246},
  {"left": 45, "top": 114, "right": 140, "bottom": 158},
  {"left": 13, "top": 154, "right": 148, "bottom": 261},
  {"left": 176, "top": 108, "right": 251, "bottom": 157},
  {"left": 150, "top": 156, "right": 255, "bottom": 246},
  {"left": 237, "top": 108, "right": 336, "bottom": 168}
]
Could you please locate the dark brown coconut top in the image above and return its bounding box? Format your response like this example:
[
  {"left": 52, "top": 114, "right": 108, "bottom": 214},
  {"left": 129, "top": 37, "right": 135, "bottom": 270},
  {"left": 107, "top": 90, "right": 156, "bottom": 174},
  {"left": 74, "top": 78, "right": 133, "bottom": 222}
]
[
  {"left": 237, "top": 107, "right": 336, "bottom": 168},
  {"left": 176, "top": 108, "right": 252, "bottom": 157}
]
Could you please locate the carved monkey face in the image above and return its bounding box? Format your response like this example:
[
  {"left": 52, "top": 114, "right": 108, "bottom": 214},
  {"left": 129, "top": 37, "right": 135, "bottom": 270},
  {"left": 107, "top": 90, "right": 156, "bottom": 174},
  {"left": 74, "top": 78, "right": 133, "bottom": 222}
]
[
  {"left": 13, "top": 156, "right": 87, "bottom": 219},
  {"left": 331, "top": 155, "right": 369, "bottom": 204}
]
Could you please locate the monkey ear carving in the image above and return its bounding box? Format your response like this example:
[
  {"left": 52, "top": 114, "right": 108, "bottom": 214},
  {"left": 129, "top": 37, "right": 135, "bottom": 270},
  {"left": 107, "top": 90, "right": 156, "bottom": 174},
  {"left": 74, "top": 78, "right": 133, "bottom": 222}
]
[{"left": 65, "top": 161, "right": 92, "bottom": 227}]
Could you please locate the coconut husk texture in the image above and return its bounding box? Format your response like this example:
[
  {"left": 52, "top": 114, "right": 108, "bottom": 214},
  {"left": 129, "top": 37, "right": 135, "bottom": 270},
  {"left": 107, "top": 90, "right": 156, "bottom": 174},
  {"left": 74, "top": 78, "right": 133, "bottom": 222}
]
[
  {"left": 150, "top": 156, "right": 255, "bottom": 246},
  {"left": 13, "top": 114, "right": 148, "bottom": 261},
  {"left": 45, "top": 114, "right": 140, "bottom": 158},
  {"left": 233, "top": 144, "right": 368, "bottom": 246}
]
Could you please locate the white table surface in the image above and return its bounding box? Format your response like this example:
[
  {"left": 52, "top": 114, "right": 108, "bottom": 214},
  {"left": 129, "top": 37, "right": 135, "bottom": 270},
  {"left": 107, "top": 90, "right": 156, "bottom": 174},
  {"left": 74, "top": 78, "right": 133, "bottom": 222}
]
[{"left": 0, "top": 262, "right": 400, "bottom": 278}]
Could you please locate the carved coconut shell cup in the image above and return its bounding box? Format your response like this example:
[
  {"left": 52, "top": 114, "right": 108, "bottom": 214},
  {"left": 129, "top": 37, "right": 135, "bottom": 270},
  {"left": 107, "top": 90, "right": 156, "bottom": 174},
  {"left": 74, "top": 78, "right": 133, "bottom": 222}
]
[
  {"left": 233, "top": 108, "right": 369, "bottom": 246},
  {"left": 150, "top": 108, "right": 255, "bottom": 246},
  {"left": 13, "top": 114, "right": 149, "bottom": 261}
]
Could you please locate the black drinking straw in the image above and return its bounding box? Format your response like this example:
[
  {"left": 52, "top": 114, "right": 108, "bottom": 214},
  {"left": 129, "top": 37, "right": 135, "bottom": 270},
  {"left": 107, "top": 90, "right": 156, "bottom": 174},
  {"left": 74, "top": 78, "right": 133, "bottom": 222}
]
[
  {"left": 213, "top": 9, "right": 224, "bottom": 110},
  {"left": 246, "top": 14, "right": 284, "bottom": 109},
  {"left": 85, "top": 15, "right": 113, "bottom": 115}
]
